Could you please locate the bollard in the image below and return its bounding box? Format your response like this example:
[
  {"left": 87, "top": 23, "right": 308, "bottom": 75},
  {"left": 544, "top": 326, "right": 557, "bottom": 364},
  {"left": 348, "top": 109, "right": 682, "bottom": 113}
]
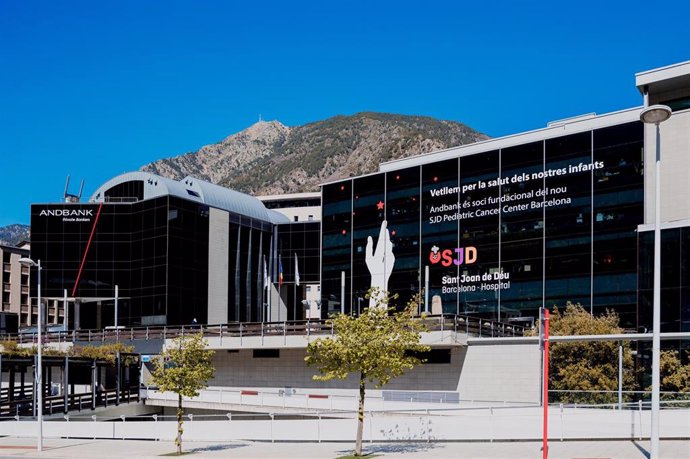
[
  {"left": 317, "top": 412, "right": 322, "bottom": 443},
  {"left": 560, "top": 403, "right": 564, "bottom": 442},
  {"left": 638, "top": 400, "right": 643, "bottom": 441},
  {"left": 270, "top": 413, "right": 274, "bottom": 443}
]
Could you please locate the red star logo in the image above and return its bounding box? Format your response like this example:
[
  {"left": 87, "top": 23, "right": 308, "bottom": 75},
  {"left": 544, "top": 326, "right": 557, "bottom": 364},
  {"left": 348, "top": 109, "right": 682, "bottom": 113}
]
[{"left": 376, "top": 201, "right": 384, "bottom": 210}]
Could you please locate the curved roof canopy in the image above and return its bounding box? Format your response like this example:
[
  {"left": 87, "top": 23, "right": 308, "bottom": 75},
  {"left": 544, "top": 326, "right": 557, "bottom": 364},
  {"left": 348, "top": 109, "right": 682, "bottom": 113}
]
[{"left": 91, "top": 171, "right": 290, "bottom": 224}]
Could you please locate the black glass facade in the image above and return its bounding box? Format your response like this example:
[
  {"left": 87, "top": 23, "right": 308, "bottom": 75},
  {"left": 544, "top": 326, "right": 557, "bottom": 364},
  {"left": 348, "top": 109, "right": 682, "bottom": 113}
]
[
  {"left": 227, "top": 215, "right": 273, "bottom": 323},
  {"left": 321, "top": 121, "right": 650, "bottom": 330},
  {"left": 275, "top": 222, "right": 321, "bottom": 320},
  {"left": 30, "top": 191, "right": 316, "bottom": 327},
  {"left": 638, "top": 226, "right": 690, "bottom": 340}
]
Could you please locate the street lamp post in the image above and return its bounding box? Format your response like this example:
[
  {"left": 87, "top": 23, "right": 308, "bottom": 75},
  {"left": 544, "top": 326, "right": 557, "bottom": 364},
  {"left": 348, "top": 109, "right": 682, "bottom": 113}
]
[
  {"left": 640, "top": 104, "right": 672, "bottom": 459},
  {"left": 18, "top": 257, "right": 43, "bottom": 452}
]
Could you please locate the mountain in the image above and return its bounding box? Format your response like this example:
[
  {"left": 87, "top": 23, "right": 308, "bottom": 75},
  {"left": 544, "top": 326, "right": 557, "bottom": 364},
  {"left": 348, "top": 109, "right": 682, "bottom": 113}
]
[
  {"left": 0, "top": 224, "right": 30, "bottom": 247},
  {"left": 142, "top": 112, "right": 489, "bottom": 195}
]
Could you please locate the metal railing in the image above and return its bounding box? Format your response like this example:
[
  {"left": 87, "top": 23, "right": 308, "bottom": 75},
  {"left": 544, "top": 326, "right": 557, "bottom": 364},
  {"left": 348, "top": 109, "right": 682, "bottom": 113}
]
[
  {"left": 548, "top": 389, "right": 690, "bottom": 406},
  {"left": 0, "top": 400, "right": 688, "bottom": 444},
  {"left": 0, "top": 385, "right": 140, "bottom": 418},
  {"left": 0, "top": 314, "right": 524, "bottom": 344}
]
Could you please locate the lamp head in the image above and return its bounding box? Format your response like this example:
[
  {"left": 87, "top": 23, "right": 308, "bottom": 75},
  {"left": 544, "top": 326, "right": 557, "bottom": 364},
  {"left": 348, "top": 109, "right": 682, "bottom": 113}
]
[
  {"left": 18, "top": 257, "right": 37, "bottom": 268},
  {"left": 640, "top": 105, "right": 672, "bottom": 125}
]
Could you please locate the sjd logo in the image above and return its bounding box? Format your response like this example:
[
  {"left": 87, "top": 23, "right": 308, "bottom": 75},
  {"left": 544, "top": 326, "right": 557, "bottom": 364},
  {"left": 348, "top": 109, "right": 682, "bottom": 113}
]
[{"left": 429, "top": 245, "right": 477, "bottom": 267}]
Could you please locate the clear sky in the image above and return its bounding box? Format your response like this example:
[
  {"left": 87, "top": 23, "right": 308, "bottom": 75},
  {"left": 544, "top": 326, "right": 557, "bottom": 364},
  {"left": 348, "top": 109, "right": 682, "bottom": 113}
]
[{"left": 1, "top": 0, "right": 688, "bottom": 226}]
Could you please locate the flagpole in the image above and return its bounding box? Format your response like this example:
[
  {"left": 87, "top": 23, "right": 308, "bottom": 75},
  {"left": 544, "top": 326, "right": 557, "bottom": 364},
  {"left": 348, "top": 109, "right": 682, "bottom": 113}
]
[
  {"left": 262, "top": 256, "right": 267, "bottom": 323},
  {"left": 267, "top": 275, "right": 271, "bottom": 322},
  {"left": 278, "top": 255, "right": 283, "bottom": 322},
  {"left": 294, "top": 253, "right": 300, "bottom": 321}
]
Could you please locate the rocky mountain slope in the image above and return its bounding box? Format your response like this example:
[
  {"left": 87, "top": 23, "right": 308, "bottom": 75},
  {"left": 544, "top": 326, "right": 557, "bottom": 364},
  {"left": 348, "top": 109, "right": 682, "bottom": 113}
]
[
  {"left": 0, "top": 224, "right": 30, "bottom": 247},
  {"left": 142, "top": 112, "right": 488, "bottom": 195}
]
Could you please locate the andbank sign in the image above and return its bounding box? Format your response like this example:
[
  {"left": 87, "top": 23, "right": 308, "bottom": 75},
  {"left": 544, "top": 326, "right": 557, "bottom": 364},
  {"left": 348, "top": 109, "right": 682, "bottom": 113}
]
[
  {"left": 39, "top": 209, "right": 94, "bottom": 218},
  {"left": 36, "top": 206, "right": 97, "bottom": 223}
]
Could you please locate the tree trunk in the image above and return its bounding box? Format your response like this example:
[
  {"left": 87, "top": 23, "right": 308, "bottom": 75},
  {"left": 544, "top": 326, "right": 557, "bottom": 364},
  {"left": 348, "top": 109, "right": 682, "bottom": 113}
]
[
  {"left": 176, "top": 393, "right": 183, "bottom": 454},
  {"left": 355, "top": 372, "right": 366, "bottom": 456}
]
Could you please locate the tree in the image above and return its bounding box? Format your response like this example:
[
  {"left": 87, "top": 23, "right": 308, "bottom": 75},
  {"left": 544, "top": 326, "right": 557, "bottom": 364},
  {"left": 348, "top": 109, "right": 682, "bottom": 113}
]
[
  {"left": 305, "top": 291, "right": 429, "bottom": 457},
  {"left": 151, "top": 333, "right": 215, "bottom": 455},
  {"left": 528, "top": 303, "right": 636, "bottom": 404},
  {"left": 658, "top": 350, "right": 690, "bottom": 399}
]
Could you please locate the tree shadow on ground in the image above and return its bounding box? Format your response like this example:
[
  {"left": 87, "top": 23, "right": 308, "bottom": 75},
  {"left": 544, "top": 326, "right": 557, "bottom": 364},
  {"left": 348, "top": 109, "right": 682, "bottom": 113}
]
[
  {"left": 338, "top": 442, "right": 436, "bottom": 456},
  {"left": 188, "top": 443, "right": 248, "bottom": 453}
]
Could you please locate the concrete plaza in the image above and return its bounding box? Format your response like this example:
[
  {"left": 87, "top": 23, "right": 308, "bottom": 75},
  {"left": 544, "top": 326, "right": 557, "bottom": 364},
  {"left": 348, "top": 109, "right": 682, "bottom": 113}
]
[{"left": 0, "top": 437, "right": 688, "bottom": 458}]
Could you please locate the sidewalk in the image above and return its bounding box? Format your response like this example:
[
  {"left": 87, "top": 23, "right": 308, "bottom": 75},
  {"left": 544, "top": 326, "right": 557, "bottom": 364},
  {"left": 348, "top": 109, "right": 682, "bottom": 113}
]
[{"left": 0, "top": 437, "right": 688, "bottom": 458}]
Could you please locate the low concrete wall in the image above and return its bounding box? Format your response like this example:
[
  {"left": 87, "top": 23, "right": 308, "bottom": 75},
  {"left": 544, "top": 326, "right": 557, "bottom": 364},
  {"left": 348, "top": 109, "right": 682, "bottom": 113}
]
[
  {"left": 458, "top": 342, "right": 541, "bottom": 403},
  {"left": 208, "top": 347, "right": 465, "bottom": 392}
]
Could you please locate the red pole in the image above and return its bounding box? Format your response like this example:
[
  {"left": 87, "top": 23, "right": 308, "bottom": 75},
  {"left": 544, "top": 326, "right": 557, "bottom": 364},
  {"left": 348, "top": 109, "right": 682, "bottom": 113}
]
[{"left": 542, "top": 309, "right": 550, "bottom": 459}]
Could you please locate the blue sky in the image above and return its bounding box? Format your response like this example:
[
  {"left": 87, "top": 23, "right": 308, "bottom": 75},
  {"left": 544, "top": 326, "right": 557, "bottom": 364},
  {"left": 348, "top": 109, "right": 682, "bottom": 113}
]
[{"left": 1, "top": 0, "right": 688, "bottom": 226}]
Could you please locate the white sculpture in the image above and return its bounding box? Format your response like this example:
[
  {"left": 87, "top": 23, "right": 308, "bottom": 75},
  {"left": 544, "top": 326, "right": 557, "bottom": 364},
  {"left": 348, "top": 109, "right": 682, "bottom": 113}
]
[{"left": 365, "top": 220, "right": 395, "bottom": 308}]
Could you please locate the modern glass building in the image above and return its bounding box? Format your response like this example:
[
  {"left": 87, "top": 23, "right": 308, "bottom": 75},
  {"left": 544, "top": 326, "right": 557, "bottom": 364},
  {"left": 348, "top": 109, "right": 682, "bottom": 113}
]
[
  {"left": 27, "top": 60, "right": 690, "bottom": 339},
  {"left": 322, "top": 120, "right": 645, "bottom": 328},
  {"left": 30, "top": 172, "right": 319, "bottom": 328},
  {"left": 321, "top": 61, "right": 690, "bottom": 336}
]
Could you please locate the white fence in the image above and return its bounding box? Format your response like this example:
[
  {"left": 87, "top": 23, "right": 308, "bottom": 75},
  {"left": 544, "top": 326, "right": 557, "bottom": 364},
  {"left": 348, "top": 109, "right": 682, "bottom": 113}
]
[{"left": 0, "top": 405, "right": 688, "bottom": 442}]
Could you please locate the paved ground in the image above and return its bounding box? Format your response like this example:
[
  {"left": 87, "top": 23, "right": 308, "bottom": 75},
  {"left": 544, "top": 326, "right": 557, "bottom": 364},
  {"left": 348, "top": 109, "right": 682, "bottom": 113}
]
[{"left": 0, "top": 437, "right": 688, "bottom": 458}]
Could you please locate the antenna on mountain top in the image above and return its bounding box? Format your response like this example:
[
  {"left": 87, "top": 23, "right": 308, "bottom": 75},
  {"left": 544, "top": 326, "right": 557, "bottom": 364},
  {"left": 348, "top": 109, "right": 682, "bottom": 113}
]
[{"left": 64, "top": 175, "right": 84, "bottom": 203}]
